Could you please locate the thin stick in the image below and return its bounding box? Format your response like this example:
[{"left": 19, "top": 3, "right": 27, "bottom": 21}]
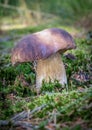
[{"left": 0, "top": 104, "right": 46, "bottom": 127}]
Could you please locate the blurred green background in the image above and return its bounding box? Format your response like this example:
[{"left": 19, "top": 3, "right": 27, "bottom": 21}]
[{"left": 0, "top": 0, "right": 92, "bottom": 33}]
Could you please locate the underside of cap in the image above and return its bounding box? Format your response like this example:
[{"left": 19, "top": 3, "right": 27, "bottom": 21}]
[{"left": 11, "top": 28, "right": 76, "bottom": 65}]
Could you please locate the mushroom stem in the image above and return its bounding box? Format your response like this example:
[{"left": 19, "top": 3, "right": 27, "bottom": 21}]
[{"left": 36, "top": 52, "right": 67, "bottom": 91}]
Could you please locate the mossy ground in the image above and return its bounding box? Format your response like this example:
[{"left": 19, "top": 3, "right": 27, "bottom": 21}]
[{"left": 0, "top": 25, "right": 92, "bottom": 130}]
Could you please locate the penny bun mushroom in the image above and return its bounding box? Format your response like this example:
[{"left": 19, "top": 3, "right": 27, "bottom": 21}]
[{"left": 11, "top": 28, "right": 76, "bottom": 92}]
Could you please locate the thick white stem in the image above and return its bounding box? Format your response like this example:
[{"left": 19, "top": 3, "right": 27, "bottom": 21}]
[{"left": 36, "top": 52, "right": 67, "bottom": 91}]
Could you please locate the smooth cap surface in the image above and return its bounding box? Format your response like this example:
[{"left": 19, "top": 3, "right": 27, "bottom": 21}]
[{"left": 11, "top": 28, "right": 76, "bottom": 65}]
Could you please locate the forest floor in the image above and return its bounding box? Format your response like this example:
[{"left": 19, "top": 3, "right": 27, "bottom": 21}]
[{"left": 0, "top": 20, "right": 92, "bottom": 130}]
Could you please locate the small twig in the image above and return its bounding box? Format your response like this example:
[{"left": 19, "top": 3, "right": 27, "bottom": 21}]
[
  {"left": 0, "top": 120, "right": 9, "bottom": 126},
  {"left": 0, "top": 104, "right": 46, "bottom": 128},
  {"left": 48, "top": 109, "right": 60, "bottom": 125},
  {"left": 11, "top": 111, "right": 27, "bottom": 122},
  {"left": 13, "top": 121, "right": 38, "bottom": 129},
  {"left": 11, "top": 104, "right": 46, "bottom": 122},
  {"left": 0, "top": 120, "right": 38, "bottom": 129}
]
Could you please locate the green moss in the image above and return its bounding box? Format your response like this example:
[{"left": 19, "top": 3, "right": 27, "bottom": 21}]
[{"left": 0, "top": 26, "right": 92, "bottom": 129}]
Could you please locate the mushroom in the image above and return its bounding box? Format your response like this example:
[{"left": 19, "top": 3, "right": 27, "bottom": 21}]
[{"left": 11, "top": 28, "right": 76, "bottom": 92}]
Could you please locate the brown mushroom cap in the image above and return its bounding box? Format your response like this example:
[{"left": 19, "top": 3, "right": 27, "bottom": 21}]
[{"left": 11, "top": 28, "right": 76, "bottom": 65}]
